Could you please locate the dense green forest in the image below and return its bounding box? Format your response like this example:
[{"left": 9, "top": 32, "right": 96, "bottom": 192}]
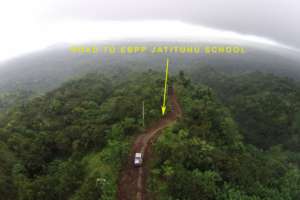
[
  {"left": 190, "top": 67, "right": 300, "bottom": 151},
  {"left": 148, "top": 71, "right": 300, "bottom": 199},
  {"left": 0, "top": 90, "right": 35, "bottom": 113},
  {"left": 0, "top": 71, "right": 164, "bottom": 200},
  {"left": 0, "top": 68, "right": 300, "bottom": 200}
]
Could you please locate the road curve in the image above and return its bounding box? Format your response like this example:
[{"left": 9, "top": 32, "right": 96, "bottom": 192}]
[{"left": 117, "top": 89, "right": 182, "bottom": 200}]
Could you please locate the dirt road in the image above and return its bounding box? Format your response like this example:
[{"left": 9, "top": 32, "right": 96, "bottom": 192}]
[{"left": 117, "top": 89, "right": 182, "bottom": 200}]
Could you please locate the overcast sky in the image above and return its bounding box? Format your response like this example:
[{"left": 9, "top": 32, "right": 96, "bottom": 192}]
[{"left": 0, "top": 0, "right": 299, "bottom": 62}]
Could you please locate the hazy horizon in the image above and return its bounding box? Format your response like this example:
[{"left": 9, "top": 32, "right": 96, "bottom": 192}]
[{"left": 0, "top": 0, "right": 299, "bottom": 63}]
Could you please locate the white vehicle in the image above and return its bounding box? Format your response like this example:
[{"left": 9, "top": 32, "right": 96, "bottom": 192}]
[{"left": 134, "top": 153, "right": 143, "bottom": 167}]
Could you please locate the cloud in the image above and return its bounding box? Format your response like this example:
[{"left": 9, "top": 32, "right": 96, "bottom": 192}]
[
  {"left": 0, "top": 0, "right": 299, "bottom": 62},
  {"left": 0, "top": 20, "right": 298, "bottom": 62}
]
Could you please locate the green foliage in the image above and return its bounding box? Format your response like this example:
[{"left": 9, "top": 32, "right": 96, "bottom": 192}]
[
  {"left": 0, "top": 71, "right": 163, "bottom": 199},
  {"left": 193, "top": 68, "right": 300, "bottom": 151},
  {"left": 149, "top": 72, "right": 300, "bottom": 200},
  {"left": 0, "top": 141, "right": 16, "bottom": 199},
  {"left": 0, "top": 90, "right": 34, "bottom": 112},
  {"left": 1, "top": 69, "right": 300, "bottom": 200}
]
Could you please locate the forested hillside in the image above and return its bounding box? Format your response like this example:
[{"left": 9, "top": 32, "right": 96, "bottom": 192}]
[
  {"left": 1, "top": 44, "right": 300, "bottom": 94},
  {"left": 148, "top": 71, "right": 300, "bottom": 200},
  {"left": 1, "top": 44, "right": 300, "bottom": 118},
  {"left": 0, "top": 68, "right": 300, "bottom": 200},
  {"left": 189, "top": 67, "right": 300, "bottom": 151},
  {"left": 0, "top": 71, "right": 164, "bottom": 200},
  {"left": 0, "top": 90, "right": 34, "bottom": 113}
]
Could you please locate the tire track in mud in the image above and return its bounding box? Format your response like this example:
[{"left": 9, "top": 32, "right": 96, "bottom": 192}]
[{"left": 117, "top": 89, "right": 182, "bottom": 200}]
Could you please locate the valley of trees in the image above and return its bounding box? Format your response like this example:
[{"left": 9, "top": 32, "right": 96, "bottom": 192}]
[{"left": 0, "top": 67, "right": 300, "bottom": 200}]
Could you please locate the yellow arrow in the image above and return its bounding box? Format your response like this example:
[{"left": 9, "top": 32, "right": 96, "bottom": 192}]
[{"left": 161, "top": 58, "right": 169, "bottom": 115}]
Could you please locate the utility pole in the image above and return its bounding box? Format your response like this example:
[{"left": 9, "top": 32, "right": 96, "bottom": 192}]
[{"left": 142, "top": 101, "right": 145, "bottom": 127}]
